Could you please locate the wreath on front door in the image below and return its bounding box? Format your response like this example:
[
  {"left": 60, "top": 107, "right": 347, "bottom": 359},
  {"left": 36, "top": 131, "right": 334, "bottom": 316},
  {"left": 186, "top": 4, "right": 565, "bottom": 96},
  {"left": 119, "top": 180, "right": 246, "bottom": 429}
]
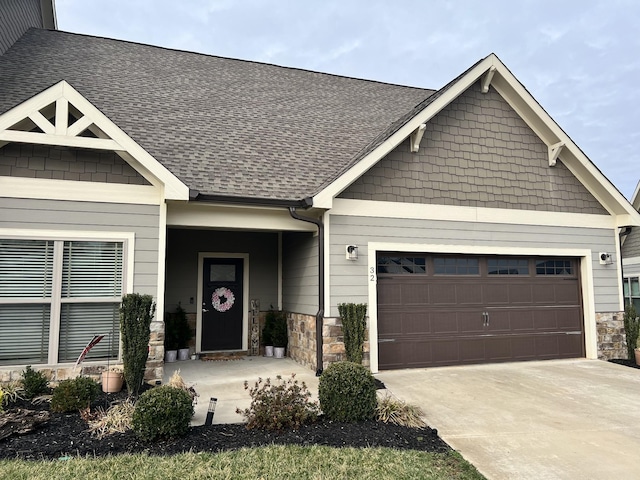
[{"left": 212, "top": 287, "right": 235, "bottom": 312}]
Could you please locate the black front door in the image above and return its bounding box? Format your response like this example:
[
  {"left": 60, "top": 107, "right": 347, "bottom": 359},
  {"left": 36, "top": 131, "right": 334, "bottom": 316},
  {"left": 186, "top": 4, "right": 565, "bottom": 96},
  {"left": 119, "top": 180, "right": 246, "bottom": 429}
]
[{"left": 201, "top": 257, "right": 243, "bottom": 351}]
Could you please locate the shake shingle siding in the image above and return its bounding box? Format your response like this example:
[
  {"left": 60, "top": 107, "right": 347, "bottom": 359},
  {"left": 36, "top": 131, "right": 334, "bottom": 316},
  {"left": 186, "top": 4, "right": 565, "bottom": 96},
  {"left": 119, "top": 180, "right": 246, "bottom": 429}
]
[
  {"left": 622, "top": 228, "right": 640, "bottom": 259},
  {"left": 0, "top": 29, "right": 434, "bottom": 202},
  {"left": 340, "top": 83, "right": 608, "bottom": 214}
]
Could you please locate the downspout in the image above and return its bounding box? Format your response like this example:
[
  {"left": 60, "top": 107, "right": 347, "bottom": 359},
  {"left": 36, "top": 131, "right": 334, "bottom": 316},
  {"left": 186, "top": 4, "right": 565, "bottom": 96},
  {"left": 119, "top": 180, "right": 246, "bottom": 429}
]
[
  {"left": 288, "top": 207, "right": 324, "bottom": 376},
  {"left": 620, "top": 226, "right": 632, "bottom": 307}
]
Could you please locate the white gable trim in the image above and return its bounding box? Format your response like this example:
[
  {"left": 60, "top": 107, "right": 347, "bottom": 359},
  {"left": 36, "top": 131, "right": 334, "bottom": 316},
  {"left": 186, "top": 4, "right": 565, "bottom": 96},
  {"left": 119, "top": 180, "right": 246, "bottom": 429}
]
[
  {"left": 0, "top": 81, "right": 189, "bottom": 201},
  {"left": 312, "top": 55, "right": 639, "bottom": 224}
]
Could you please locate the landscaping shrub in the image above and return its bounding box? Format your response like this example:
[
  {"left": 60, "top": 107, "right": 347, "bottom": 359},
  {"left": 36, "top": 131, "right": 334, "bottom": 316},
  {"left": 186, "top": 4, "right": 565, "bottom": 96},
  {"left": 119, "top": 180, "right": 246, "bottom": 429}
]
[
  {"left": 21, "top": 365, "right": 49, "bottom": 399},
  {"left": 318, "top": 361, "right": 377, "bottom": 422},
  {"left": 376, "top": 394, "right": 426, "bottom": 428},
  {"left": 120, "top": 293, "right": 155, "bottom": 397},
  {"left": 338, "top": 303, "right": 367, "bottom": 364},
  {"left": 623, "top": 303, "right": 640, "bottom": 360},
  {"left": 50, "top": 376, "right": 100, "bottom": 413},
  {"left": 132, "top": 386, "right": 193, "bottom": 441},
  {"left": 236, "top": 374, "right": 319, "bottom": 431}
]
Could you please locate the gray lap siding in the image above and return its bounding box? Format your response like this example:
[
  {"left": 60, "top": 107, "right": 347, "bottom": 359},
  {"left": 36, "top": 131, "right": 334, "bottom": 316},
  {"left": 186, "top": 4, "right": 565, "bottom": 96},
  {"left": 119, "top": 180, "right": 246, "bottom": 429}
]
[
  {"left": 328, "top": 214, "right": 619, "bottom": 317},
  {"left": 0, "top": 197, "right": 160, "bottom": 297}
]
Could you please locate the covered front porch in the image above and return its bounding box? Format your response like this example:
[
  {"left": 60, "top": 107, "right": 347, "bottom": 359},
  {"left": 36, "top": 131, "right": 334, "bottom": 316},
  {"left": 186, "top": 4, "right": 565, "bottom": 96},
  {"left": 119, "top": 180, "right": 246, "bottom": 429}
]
[{"left": 163, "top": 201, "right": 324, "bottom": 375}]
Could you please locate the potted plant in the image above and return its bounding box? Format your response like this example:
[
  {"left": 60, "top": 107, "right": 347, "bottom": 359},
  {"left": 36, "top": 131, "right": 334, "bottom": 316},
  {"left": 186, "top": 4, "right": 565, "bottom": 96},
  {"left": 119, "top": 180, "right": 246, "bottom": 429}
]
[
  {"left": 173, "top": 304, "right": 193, "bottom": 361},
  {"left": 272, "top": 311, "right": 288, "bottom": 359},
  {"left": 101, "top": 365, "right": 124, "bottom": 393},
  {"left": 164, "top": 310, "right": 179, "bottom": 363},
  {"left": 262, "top": 310, "right": 275, "bottom": 357}
]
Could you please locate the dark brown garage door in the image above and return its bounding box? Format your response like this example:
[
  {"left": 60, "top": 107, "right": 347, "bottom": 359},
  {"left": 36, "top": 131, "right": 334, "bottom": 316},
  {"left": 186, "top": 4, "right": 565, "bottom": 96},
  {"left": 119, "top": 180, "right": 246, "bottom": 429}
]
[{"left": 377, "top": 254, "right": 584, "bottom": 369}]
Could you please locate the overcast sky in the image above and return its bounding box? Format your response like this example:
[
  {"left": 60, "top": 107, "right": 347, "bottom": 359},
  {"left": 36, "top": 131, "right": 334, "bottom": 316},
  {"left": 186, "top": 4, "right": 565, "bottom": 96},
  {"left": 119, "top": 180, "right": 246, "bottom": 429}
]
[{"left": 55, "top": 0, "right": 640, "bottom": 200}]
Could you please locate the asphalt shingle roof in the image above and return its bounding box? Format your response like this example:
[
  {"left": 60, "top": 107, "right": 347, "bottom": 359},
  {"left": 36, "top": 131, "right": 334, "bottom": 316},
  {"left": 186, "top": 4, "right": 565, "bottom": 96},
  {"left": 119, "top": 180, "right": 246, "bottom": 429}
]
[{"left": 0, "top": 29, "right": 437, "bottom": 202}]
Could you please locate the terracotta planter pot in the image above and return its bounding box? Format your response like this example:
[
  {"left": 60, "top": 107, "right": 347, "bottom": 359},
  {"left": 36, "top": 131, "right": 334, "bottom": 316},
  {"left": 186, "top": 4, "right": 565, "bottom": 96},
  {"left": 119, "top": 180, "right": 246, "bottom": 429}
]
[
  {"left": 101, "top": 371, "right": 124, "bottom": 393},
  {"left": 635, "top": 349, "right": 640, "bottom": 366}
]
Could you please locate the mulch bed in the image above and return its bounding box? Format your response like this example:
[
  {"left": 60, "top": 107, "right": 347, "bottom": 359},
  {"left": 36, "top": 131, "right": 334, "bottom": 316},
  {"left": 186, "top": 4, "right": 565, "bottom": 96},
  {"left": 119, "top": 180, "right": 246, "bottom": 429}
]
[
  {"left": 608, "top": 358, "right": 640, "bottom": 369},
  {"left": 0, "top": 389, "right": 450, "bottom": 461}
]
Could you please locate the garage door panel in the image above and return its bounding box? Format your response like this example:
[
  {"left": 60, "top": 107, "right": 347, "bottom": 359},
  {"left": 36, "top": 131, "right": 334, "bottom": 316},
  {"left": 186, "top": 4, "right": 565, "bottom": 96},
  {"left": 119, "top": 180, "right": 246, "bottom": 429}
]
[
  {"left": 377, "top": 253, "right": 584, "bottom": 370},
  {"left": 508, "top": 284, "right": 533, "bottom": 304},
  {"left": 429, "top": 284, "right": 458, "bottom": 304}
]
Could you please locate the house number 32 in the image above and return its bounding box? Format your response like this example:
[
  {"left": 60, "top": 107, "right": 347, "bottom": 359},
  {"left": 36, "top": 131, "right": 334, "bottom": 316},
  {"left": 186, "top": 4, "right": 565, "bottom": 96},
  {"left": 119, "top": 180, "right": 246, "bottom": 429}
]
[{"left": 370, "top": 267, "right": 375, "bottom": 282}]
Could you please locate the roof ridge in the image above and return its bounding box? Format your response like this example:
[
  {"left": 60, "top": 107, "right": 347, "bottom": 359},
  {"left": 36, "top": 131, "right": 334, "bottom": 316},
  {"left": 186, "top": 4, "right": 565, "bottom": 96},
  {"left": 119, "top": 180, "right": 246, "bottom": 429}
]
[{"left": 32, "top": 28, "right": 434, "bottom": 93}]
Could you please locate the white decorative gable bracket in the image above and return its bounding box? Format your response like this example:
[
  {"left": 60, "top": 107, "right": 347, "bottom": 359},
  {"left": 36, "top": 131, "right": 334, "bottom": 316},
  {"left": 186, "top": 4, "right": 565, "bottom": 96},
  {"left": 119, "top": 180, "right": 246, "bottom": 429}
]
[
  {"left": 480, "top": 66, "right": 496, "bottom": 94},
  {"left": 0, "top": 81, "right": 189, "bottom": 200},
  {"left": 0, "top": 83, "right": 123, "bottom": 151},
  {"left": 410, "top": 123, "right": 426, "bottom": 153},
  {"left": 548, "top": 141, "right": 564, "bottom": 167}
]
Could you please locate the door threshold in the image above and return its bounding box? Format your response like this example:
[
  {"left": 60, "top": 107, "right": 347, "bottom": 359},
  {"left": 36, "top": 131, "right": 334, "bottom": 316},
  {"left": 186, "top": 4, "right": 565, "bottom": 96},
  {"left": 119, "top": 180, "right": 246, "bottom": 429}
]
[{"left": 199, "top": 351, "right": 248, "bottom": 361}]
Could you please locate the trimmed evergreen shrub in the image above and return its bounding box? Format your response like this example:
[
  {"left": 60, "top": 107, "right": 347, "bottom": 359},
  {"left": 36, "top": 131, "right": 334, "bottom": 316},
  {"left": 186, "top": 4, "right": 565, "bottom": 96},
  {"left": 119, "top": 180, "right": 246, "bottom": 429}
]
[
  {"left": 51, "top": 376, "right": 100, "bottom": 413},
  {"left": 120, "top": 293, "right": 155, "bottom": 397},
  {"left": 318, "top": 361, "right": 377, "bottom": 422},
  {"left": 338, "top": 303, "right": 367, "bottom": 364},
  {"left": 623, "top": 303, "right": 640, "bottom": 360},
  {"left": 132, "top": 386, "right": 194, "bottom": 441},
  {"left": 236, "top": 374, "right": 319, "bottom": 431},
  {"left": 21, "top": 365, "right": 49, "bottom": 399}
]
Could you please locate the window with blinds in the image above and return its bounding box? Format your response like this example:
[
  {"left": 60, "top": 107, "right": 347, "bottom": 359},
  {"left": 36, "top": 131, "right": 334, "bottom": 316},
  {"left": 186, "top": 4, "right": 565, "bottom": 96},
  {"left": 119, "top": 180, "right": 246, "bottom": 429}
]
[{"left": 0, "top": 238, "right": 124, "bottom": 366}]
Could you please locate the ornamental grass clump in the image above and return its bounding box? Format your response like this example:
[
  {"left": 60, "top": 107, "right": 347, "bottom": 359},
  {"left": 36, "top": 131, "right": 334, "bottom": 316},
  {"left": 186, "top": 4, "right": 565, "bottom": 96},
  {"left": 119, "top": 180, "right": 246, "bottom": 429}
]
[
  {"left": 50, "top": 376, "right": 100, "bottom": 413},
  {"left": 87, "top": 399, "right": 136, "bottom": 439},
  {"left": 236, "top": 374, "right": 320, "bottom": 431},
  {"left": 132, "top": 386, "right": 194, "bottom": 441},
  {"left": 0, "top": 381, "right": 24, "bottom": 409},
  {"left": 376, "top": 394, "right": 427, "bottom": 428},
  {"left": 318, "top": 361, "right": 377, "bottom": 422}
]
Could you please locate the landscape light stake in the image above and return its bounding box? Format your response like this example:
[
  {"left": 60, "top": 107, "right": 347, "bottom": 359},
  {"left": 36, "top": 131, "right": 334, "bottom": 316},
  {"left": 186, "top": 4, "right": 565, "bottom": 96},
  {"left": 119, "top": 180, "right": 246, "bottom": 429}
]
[{"left": 205, "top": 397, "right": 218, "bottom": 426}]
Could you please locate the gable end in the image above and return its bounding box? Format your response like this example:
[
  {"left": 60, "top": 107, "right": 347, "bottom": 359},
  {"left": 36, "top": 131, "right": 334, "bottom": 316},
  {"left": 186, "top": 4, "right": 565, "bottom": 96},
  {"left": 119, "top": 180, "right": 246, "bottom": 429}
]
[{"left": 339, "top": 82, "right": 608, "bottom": 215}]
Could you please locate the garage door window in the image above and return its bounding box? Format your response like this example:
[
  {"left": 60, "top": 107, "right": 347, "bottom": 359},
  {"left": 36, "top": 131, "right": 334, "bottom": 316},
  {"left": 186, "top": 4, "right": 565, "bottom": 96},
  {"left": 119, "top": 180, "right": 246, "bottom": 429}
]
[
  {"left": 488, "top": 258, "right": 529, "bottom": 275},
  {"left": 377, "top": 256, "right": 426, "bottom": 274},
  {"left": 536, "top": 259, "right": 573, "bottom": 275},
  {"left": 0, "top": 238, "right": 124, "bottom": 366},
  {"left": 434, "top": 257, "right": 479, "bottom": 275}
]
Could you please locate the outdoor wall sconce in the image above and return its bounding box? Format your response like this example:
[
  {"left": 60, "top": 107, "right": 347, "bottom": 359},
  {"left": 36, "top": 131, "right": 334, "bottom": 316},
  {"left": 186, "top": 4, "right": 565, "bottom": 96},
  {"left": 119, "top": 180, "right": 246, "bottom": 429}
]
[
  {"left": 204, "top": 397, "right": 218, "bottom": 426},
  {"left": 599, "top": 252, "right": 613, "bottom": 265},
  {"left": 346, "top": 245, "right": 358, "bottom": 260}
]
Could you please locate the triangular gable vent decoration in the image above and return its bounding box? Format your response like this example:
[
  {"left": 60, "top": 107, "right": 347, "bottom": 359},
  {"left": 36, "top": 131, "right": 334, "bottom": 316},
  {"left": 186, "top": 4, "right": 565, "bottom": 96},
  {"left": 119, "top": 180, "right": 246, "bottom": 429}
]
[{"left": 0, "top": 82, "right": 123, "bottom": 151}]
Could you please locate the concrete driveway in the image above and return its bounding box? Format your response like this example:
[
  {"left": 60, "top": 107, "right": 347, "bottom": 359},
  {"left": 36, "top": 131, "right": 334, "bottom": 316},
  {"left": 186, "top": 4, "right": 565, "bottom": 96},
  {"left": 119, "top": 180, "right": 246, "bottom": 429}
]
[{"left": 376, "top": 359, "right": 640, "bottom": 480}]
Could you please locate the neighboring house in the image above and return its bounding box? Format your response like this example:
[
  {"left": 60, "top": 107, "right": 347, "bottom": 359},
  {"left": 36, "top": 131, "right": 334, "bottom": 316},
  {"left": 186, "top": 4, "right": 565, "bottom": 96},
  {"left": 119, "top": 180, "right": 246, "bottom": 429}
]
[
  {"left": 621, "top": 182, "right": 640, "bottom": 311},
  {"left": 0, "top": 0, "right": 56, "bottom": 55},
  {"left": 1, "top": 21, "right": 639, "bottom": 382}
]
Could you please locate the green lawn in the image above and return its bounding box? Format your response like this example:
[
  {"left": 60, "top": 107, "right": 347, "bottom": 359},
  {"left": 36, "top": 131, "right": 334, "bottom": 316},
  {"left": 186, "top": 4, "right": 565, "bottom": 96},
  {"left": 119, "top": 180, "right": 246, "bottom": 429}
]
[{"left": 1, "top": 446, "right": 485, "bottom": 479}]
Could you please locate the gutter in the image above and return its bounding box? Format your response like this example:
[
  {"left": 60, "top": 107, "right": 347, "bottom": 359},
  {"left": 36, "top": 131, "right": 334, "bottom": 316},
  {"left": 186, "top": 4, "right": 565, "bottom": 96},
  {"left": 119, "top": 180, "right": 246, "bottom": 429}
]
[
  {"left": 288, "top": 207, "right": 324, "bottom": 376},
  {"left": 190, "top": 190, "right": 311, "bottom": 209}
]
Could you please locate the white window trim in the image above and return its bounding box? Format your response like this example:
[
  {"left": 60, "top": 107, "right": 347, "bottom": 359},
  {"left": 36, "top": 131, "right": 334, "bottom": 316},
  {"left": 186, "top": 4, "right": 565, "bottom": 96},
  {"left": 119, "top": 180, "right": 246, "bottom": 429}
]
[{"left": 0, "top": 229, "right": 135, "bottom": 366}]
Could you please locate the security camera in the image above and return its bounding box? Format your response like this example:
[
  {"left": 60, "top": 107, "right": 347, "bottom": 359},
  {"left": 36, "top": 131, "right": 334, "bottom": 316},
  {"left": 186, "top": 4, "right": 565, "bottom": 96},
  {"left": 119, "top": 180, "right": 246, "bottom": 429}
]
[{"left": 599, "top": 252, "right": 612, "bottom": 265}]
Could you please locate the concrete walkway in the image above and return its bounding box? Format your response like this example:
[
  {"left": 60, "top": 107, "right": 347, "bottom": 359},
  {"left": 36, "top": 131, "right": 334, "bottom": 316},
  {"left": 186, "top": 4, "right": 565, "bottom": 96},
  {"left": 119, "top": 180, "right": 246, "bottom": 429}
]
[
  {"left": 377, "top": 359, "right": 640, "bottom": 480},
  {"left": 162, "top": 356, "right": 319, "bottom": 425}
]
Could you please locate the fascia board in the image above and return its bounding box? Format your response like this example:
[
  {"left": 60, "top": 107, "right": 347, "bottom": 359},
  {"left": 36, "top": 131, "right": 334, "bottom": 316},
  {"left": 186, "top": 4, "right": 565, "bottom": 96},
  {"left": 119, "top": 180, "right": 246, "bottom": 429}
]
[{"left": 311, "top": 55, "right": 498, "bottom": 208}]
